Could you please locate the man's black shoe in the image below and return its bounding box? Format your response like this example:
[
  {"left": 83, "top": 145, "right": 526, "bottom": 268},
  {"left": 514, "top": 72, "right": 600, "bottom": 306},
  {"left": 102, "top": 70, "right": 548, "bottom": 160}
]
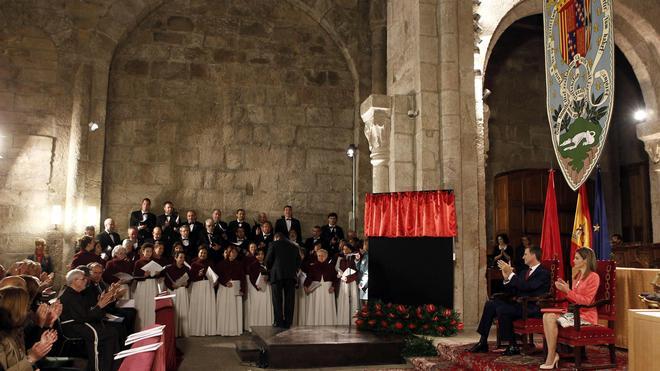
[
  {"left": 502, "top": 345, "right": 520, "bottom": 356},
  {"left": 468, "top": 341, "right": 489, "bottom": 353}
]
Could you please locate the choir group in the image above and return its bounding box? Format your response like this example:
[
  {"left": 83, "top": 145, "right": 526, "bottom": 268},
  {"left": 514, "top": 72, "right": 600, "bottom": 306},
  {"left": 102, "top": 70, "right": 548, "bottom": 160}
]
[{"left": 68, "top": 198, "right": 370, "bottom": 338}]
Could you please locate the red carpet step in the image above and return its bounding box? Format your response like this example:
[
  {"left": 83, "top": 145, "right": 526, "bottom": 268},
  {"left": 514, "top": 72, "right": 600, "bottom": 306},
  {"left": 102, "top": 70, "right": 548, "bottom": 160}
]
[{"left": 411, "top": 342, "right": 628, "bottom": 371}]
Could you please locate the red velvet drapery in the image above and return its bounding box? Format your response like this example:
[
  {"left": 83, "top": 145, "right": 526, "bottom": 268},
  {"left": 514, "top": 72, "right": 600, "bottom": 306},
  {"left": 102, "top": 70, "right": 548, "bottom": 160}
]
[{"left": 364, "top": 190, "right": 457, "bottom": 237}]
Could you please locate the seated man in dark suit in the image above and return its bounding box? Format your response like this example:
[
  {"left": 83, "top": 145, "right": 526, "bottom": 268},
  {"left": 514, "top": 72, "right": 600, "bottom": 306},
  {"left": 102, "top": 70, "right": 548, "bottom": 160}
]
[
  {"left": 85, "top": 262, "right": 136, "bottom": 347},
  {"left": 470, "top": 245, "right": 550, "bottom": 356},
  {"left": 59, "top": 269, "right": 120, "bottom": 371}
]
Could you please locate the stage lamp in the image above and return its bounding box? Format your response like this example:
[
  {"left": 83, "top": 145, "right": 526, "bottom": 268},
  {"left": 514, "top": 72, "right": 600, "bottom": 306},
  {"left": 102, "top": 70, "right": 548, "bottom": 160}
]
[
  {"left": 633, "top": 109, "right": 647, "bottom": 123},
  {"left": 346, "top": 144, "right": 357, "bottom": 158},
  {"left": 88, "top": 122, "right": 99, "bottom": 132}
]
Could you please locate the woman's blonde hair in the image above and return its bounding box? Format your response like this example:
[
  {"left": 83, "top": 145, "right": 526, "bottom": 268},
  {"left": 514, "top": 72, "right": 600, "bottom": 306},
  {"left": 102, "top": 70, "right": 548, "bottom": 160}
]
[
  {"left": 574, "top": 247, "right": 597, "bottom": 279},
  {"left": 0, "top": 286, "right": 30, "bottom": 328}
]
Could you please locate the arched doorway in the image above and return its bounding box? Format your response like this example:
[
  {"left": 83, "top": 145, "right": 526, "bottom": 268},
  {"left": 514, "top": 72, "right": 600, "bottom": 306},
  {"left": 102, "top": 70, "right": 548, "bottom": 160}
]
[
  {"left": 477, "top": 0, "right": 660, "bottom": 243},
  {"left": 483, "top": 14, "right": 651, "bottom": 251}
]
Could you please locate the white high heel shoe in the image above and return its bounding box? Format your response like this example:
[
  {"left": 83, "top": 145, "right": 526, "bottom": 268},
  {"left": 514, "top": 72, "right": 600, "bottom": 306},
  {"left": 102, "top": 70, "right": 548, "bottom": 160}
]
[{"left": 539, "top": 353, "right": 560, "bottom": 369}]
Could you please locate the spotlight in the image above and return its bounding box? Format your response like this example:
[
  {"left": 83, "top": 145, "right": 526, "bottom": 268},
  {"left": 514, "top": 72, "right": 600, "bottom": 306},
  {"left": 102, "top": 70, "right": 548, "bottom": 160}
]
[
  {"left": 88, "top": 122, "right": 99, "bottom": 132},
  {"left": 633, "top": 109, "right": 647, "bottom": 123},
  {"left": 346, "top": 144, "right": 357, "bottom": 158}
]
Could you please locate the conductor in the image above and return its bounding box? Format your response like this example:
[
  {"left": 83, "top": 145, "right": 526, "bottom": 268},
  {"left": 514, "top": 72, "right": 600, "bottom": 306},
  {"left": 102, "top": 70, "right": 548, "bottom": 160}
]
[{"left": 266, "top": 232, "right": 302, "bottom": 328}]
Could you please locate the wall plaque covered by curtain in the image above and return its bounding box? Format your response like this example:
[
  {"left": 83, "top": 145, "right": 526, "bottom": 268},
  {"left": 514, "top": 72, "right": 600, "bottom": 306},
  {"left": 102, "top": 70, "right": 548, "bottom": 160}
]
[{"left": 365, "top": 190, "right": 457, "bottom": 307}]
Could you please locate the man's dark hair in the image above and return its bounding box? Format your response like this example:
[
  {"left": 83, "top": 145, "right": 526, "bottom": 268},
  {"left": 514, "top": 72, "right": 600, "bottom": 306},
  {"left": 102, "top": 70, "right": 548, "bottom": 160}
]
[
  {"left": 274, "top": 232, "right": 286, "bottom": 240},
  {"left": 611, "top": 233, "right": 623, "bottom": 240},
  {"left": 284, "top": 205, "right": 292, "bottom": 210},
  {"left": 162, "top": 201, "right": 173, "bottom": 207},
  {"left": 328, "top": 212, "right": 338, "bottom": 218},
  {"left": 142, "top": 198, "right": 151, "bottom": 204},
  {"left": 313, "top": 225, "right": 321, "bottom": 230},
  {"left": 527, "top": 245, "right": 542, "bottom": 261}
]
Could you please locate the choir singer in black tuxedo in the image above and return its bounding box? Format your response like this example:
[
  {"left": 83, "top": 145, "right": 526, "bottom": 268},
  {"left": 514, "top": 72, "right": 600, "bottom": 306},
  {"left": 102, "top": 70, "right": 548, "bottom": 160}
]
[
  {"left": 96, "top": 218, "right": 121, "bottom": 258},
  {"left": 470, "top": 245, "right": 550, "bottom": 356},
  {"left": 265, "top": 232, "right": 301, "bottom": 328},
  {"left": 274, "top": 205, "right": 302, "bottom": 244},
  {"left": 129, "top": 198, "right": 157, "bottom": 240}
]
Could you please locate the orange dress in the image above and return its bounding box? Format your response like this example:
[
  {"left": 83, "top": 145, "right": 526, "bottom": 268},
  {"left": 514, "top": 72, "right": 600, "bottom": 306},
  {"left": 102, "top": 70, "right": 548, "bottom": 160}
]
[{"left": 566, "top": 271, "right": 600, "bottom": 325}]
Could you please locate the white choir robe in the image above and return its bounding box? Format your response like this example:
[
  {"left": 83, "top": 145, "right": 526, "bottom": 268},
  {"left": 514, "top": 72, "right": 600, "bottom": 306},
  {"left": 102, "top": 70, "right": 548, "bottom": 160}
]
[
  {"left": 188, "top": 279, "right": 217, "bottom": 336},
  {"left": 216, "top": 280, "right": 243, "bottom": 336},
  {"left": 133, "top": 278, "right": 159, "bottom": 331},
  {"left": 243, "top": 274, "right": 250, "bottom": 331},
  {"left": 294, "top": 284, "right": 308, "bottom": 327},
  {"left": 336, "top": 280, "right": 359, "bottom": 325},
  {"left": 169, "top": 286, "right": 191, "bottom": 337},
  {"left": 246, "top": 280, "right": 274, "bottom": 331},
  {"left": 305, "top": 278, "right": 337, "bottom": 326}
]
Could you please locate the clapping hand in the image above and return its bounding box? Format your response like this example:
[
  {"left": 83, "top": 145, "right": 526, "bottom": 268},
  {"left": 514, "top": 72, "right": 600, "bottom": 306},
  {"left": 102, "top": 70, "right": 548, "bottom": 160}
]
[
  {"left": 97, "top": 291, "right": 115, "bottom": 309},
  {"left": 47, "top": 301, "right": 62, "bottom": 327},
  {"left": 555, "top": 278, "right": 570, "bottom": 293},
  {"left": 328, "top": 286, "right": 335, "bottom": 294},
  {"left": 28, "top": 329, "right": 58, "bottom": 363},
  {"left": 497, "top": 260, "right": 513, "bottom": 279}
]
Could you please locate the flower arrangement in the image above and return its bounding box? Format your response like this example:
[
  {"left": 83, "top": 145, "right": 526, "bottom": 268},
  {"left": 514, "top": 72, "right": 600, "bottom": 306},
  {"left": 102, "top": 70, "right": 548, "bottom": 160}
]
[{"left": 354, "top": 301, "right": 463, "bottom": 337}]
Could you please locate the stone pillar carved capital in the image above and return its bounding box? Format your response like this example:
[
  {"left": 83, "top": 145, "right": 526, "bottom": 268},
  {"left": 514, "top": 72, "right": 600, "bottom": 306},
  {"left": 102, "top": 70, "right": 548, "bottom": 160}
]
[
  {"left": 360, "top": 94, "right": 392, "bottom": 193},
  {"left": 360, "top": 94, "right": 392, "bottom": 155},
  {"left": 644, "top": 139, "right": 660, "bottom": 165}
]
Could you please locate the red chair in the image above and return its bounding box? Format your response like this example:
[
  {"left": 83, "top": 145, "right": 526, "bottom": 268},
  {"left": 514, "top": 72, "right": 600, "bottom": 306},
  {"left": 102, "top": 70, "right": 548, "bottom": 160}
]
[
  {"left": 555, "top": 260, "right": 616, "bottom": 370},
  {"left": 511, "top": 259, "right": 560, "bottom": 354}
]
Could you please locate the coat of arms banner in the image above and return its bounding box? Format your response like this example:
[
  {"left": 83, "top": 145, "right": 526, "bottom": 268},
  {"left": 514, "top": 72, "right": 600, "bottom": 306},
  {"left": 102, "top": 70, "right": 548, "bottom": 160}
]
[{"left": 543, "top": 0, "right": 614, "bottom": 190}]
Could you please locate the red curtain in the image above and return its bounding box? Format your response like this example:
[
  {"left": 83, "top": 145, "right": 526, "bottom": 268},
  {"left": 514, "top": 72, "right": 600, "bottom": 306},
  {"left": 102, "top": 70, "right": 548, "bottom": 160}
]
[{"left": 364, "top": 190, "right": 457, "bottom": 237}]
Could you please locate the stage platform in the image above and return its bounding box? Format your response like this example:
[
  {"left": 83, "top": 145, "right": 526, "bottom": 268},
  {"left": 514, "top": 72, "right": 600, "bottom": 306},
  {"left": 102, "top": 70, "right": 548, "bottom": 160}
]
[{"left": 248, "top": 326, "right": 406, "bottom": 368}]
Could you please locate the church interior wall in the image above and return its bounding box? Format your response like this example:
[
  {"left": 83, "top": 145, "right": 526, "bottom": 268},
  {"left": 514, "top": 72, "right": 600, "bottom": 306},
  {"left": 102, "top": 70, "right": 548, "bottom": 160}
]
[{"left": 102, "top": 0, "right": 356, "bottom": 236}]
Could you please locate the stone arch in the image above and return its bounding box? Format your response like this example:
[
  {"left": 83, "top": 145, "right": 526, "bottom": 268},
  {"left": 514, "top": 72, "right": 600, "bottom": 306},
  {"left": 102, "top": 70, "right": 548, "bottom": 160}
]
[
  {"left": 0, "top": 0, "right": 76, "bottom": 52},
  {"left": 101, "top": 0, "right": 358, "bottom": 234},
  {"left": 480, "top": 0, "right": 660, "bottom": 242},
  {"left": 90, "top": 0, "right": 360, "bottom": 101},
  {"left": 482, "top": 0, "right": 660, "bottom": 120}
]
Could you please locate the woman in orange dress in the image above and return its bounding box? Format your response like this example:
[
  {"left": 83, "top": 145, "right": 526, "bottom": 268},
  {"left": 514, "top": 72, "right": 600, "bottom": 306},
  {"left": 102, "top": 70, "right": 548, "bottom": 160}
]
[{"left": 540, "top": 247, "right": 600, "bottom": 369}]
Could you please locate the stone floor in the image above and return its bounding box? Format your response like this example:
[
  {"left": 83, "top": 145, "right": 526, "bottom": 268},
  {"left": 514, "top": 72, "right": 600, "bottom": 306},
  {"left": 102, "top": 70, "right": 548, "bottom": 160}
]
[{"left": 176, "top": 334, "right": 415, "bottom": 371}]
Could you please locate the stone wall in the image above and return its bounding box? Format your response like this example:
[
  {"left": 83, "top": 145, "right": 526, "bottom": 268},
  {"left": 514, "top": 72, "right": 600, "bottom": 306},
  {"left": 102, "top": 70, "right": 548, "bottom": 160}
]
[
  {"left": 103, "top": 0, "right": 357, "bottom": 235},
  {"left": 0, "top": 24, "right": 68, "bottom": 269}
]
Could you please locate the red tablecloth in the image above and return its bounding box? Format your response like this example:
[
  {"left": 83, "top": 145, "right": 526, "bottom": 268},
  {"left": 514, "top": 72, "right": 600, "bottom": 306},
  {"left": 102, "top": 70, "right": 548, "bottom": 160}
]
[
  {"left": 118, "top": 325, "right": 165, "bottom": 371},
  {"left": 155, "top": 295, "right": 176, "bottom": 370}
]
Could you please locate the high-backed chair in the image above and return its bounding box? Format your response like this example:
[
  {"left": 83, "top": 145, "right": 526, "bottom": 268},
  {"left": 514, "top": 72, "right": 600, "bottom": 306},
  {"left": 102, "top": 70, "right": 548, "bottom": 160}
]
[
  {"left": 511, "top": 259, "right": 560, "bottom": 353},
  {"left": 553, "top": 260, "right": 616, "bottom": 370}
]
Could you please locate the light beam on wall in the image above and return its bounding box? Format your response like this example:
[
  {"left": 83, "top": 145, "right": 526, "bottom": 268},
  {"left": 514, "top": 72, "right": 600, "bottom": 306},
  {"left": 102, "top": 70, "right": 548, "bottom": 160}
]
[{"left": 50, "top": 205, "right": 62, "bottom": 229}]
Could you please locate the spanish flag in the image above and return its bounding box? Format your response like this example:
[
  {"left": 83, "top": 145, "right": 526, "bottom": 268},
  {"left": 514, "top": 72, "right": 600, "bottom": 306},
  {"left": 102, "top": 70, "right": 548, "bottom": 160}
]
[{"left": 570, "top": 185, "right": 592, "bottom": 266}]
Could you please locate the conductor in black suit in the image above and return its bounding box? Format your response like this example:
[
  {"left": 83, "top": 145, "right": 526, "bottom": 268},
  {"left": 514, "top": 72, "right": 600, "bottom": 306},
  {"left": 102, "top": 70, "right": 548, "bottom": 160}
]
[
  {"left": 96, "top": 218, "right": 121, "bottom": 257},
  {"left": 470, "top": 245, "right": 550, "bottom": 356},
  {"left": 266, "top": 232, "right": 302, "bottom": 328},
  {"left": 274, "top": 205, "right": 302, "bottom": 244}
]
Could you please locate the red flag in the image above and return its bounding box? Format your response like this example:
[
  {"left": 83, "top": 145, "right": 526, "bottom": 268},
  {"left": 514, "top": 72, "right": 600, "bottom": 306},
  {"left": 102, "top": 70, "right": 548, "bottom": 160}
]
[
  {"left": 541, "top": 170, "right": 564, "bottom": 279},
  {"left": 570, "top": 185, "right": 592, "bottom": 266}
]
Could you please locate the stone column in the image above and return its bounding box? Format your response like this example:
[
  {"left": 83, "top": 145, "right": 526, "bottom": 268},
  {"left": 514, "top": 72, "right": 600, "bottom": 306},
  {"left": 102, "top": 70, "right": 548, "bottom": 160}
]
[
  {"left": 361, "top": 94, "right": 392, "bottom": 193},
  {"left": 370, "top": 0, "right": 387, "bottom": 95},
  {"left": 642, "top": 135, "right": 660, "bottom": 242}
]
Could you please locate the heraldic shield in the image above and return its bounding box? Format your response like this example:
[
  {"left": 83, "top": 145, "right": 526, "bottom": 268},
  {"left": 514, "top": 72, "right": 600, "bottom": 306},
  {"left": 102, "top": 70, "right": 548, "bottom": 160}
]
[{"left": 543, "top": 0, "right": 615, "bottom": 190}]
